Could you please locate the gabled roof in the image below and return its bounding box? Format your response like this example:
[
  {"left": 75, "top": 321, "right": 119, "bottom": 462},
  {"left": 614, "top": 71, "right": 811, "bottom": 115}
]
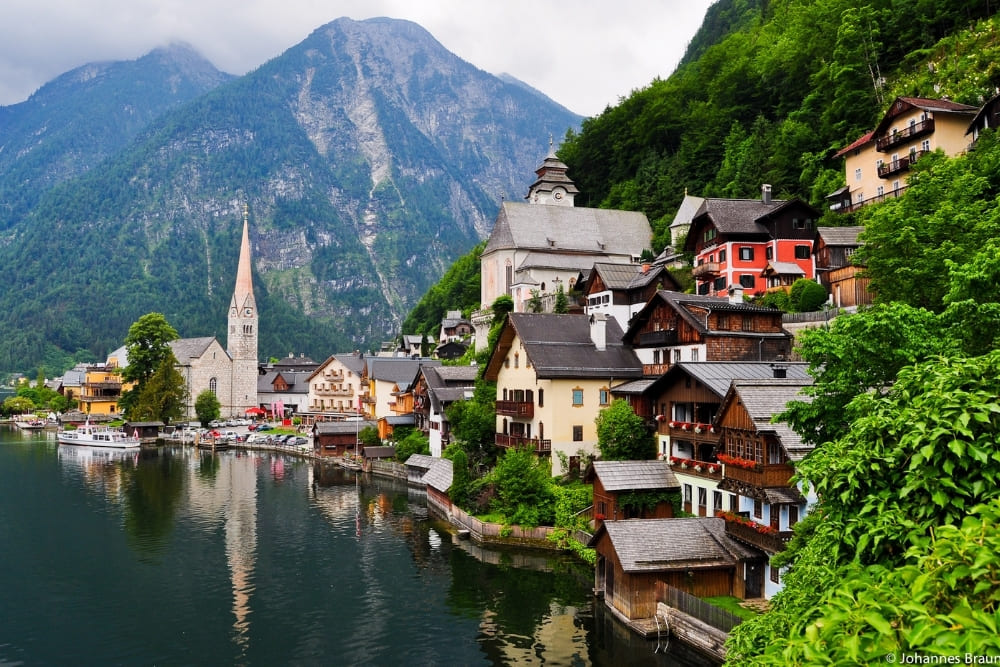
[
  {"left": 669, "top": 194, "right": 706, "bottom": 230},
  {"left": 761, "top": 261, "right": 805, "bottom": 277},
  {"left": 873, "top": 96, "right": 978, "bottom": 137},
  {"left": 588, "top": 518, "right": 759, "bottom": 572},
  {"left": 485, "top": 313, "right": 642, "bottom": 381},
  {"left": 624, "top": 290, "right": 787, "bottom": 343},
  {"left": 169, "top": 337, "right": 223, "bottom": 364},
  {"left": 257, "top": 369, "right": 311, "bottom": 394},
  {"left": 643, "top": 361, "right": 811, "bottom": 398},
  {"left": 367, "top": 358, "right": 440, "bottom": 385},
  {"left": 683, "top": 198, "right": 821, "bottom": 251},
  {"left": 404, "top": 454, "right": 453, "bottom": 493},
  {"left": 314, "top": 420, "right": 375, "bottom": 435},
  {"left": 483, "top": 201, "right": 651, "bottom": 256},
  {"left": 817, "top": 226, "right": 864, "bottom": 247},
  {"left": 721, "top": 379, "right": 814, "bottom": 461},
  {"left": 585, "top": 460, "right": 679, "bottom": 491},
  {"left": 833, "top": 130, "right": 875, "bottom": 159},
  {"left": 585, "top": 262, "right": 678, "bottom": 293}
]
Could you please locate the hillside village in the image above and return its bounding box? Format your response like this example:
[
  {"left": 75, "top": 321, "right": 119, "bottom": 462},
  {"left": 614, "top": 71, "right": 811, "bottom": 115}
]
[{"left": 13, "top": 89, "right": 1000, "bottom": 661}]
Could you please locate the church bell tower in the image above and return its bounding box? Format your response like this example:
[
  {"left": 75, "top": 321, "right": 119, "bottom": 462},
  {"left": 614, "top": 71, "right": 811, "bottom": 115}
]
[{"left": 227, "top": 204, "right": 259, "bottom": 415}]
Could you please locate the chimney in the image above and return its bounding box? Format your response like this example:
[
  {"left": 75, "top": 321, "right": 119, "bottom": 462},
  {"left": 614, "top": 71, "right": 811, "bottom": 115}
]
[
  {"left": 762, "top": 184, "right": 772, "bottom": 205},
  {"left": 728, "top": 286, "right": 743, "bottom": 304},
  {"left": 590, "top": 313, "right": 607, "bottom": 351}
]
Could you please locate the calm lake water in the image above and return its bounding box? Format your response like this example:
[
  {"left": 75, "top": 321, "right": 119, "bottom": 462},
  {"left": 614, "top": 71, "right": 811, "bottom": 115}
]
[{"left": 0, "top": 426, "right": 714, "bottom": 666}]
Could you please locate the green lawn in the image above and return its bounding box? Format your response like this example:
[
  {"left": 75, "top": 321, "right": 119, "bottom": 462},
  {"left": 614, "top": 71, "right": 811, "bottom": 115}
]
[{"left": 701, "top": 595, "right": 760, "bottom": 620}]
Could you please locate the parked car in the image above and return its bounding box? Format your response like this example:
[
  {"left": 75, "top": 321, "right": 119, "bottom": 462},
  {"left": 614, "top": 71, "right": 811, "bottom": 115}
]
[
  {"left": 256, "top": 424, "right": 274, "bottom": 432},
  {"left": 293, "top": 437, "right": 309, "bottom": 446}
]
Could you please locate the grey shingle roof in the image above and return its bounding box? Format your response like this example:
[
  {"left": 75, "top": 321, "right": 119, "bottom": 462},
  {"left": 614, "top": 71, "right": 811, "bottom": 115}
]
[
  {"left": 728, "top": 379, "right": 814, "bottom": 461},
  {"left": 590, "top": 518, "right": 759, "bottom": 572},
  {"left": 509, "top": 313, "right": 643, "bottom": 379},
  {"left": 670, "top": 362, "right": 811, "bottom": 397},
  {"left": 314, "top": 420, "right": 374, "bottom": 435},
  {"left": 817, "top": 226, "right": 864, "bottom": 246},
  {"left": 169, "top": 337, "right": 219, "bottom": 363},
  {"left": 625, "top": 291, "right": 788, "bottom": 342},
  {"left": 368, "top": 358, "right": 440, "bottom": 383},
  {"left": 589, "top": 460, "right": 679, "bottom": 491},
  {"left": 483, "top": 201, "right": 652, "bottom": 256},
  {"left": 763, "top": 261, "right": 805, "bottom": 276},
  {"left": 334, "top": 353, "right": 367, "bottom": 375},
  {"left": 589, "top": 262, "right": 667, "bottom": 291},
  {"left": 405, "top": 454, "right": 453, "bottom": 493}
]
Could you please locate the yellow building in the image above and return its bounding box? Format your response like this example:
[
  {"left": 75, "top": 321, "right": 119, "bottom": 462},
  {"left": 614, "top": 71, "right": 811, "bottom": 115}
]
[
  {"left": 484, "top": 313, "right": 643, "bottom": 476},
  {"left": 830, "top": 97, "right": 977, "bottom": 212},
  {"left": 78, "top": 365, "right": 132, "bottom": 416}
]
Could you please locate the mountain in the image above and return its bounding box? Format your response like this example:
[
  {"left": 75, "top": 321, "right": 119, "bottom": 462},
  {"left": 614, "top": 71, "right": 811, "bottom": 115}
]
[
  {"left": 0, "top": 43, "right": 233, "bottom": 228},
  {"left": 0, "top": 17, "right": 581, "bottom": 375}
]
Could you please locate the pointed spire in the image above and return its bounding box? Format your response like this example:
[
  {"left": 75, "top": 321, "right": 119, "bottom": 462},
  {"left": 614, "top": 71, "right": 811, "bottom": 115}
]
[{"left": 233, "top": 204, "right": 254, "bottom": 309}]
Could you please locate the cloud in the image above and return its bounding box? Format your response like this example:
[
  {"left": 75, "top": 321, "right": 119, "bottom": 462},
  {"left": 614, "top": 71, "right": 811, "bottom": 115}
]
[{"left": 0, "top": 0, "right": 712, "bottom": 116}]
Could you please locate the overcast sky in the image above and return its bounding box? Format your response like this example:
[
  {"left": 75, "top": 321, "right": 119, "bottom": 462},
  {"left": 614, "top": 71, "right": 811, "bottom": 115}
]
[{"left": 0, "top": 1, "right": 714, "bottom": 117}]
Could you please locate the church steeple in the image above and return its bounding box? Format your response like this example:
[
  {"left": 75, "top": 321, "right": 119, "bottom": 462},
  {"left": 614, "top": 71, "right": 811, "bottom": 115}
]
[
  {"left": 227, "top": 204, "right": 258, "bottom": 415},
  {"left": 525, "top": 136, "right": 579, "bottom": 206}
]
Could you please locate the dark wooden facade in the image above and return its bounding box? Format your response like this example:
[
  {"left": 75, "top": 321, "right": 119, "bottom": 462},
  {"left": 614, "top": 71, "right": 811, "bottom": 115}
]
[{"left": 588, "top": 475, "right": 675, "bottom": 522}]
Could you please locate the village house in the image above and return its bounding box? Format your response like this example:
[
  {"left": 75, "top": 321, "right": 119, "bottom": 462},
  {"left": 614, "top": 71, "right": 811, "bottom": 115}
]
[
  {"left": 474, "top": 146, "right": 653, "bottom": 350},
  {"left": 439, "top": 310, "right": 473, "bottom": 343},
  {"left": 408, "top": 365, "right": 478, "bottom": 457},
  {"left": 404, "top": 454, "right": 454, "bottom": 516},
  {"left": 484, "top": 312, "right": 643, "bottom": 476},
  {"left": 683, "top": 188, "right": 822, "bottom": 299},
  {"left": 77, "top": 363, "right": 129, "bottom": 416},
  {"left": 257, "top": 368, "right": 311, "bottom": 418},
  {"left": 584, "top": 460, "right": 680, "bottom": 523},
  {"left": 306, "top": 352, "right": 367, "bottom": 417},
  {"left": 967, "top": 91, "right": 1000, "bottom": 146},
  {"left": 433, "top": 340, "right": 468, "bottom": 360},
  {"left": 622, "top": 290, "right": 793, "bottom": 376},
  {"left": 829, "top": 96, "right": 977, "bottom": 213},
  {"left": 714, "top": 378, "right": 815, "bottom": 599},
  {"left": 312, "top": 420, "right": 374, "bottom": 458},
  {"left": 589, "top": 518, "right": 761, "bottom": 621},
  {"left": 814, "top": 226, "right": 872, "bottom": 308},
  {"left": 578, "top": 261, "right": 681, "bottom": 334}
]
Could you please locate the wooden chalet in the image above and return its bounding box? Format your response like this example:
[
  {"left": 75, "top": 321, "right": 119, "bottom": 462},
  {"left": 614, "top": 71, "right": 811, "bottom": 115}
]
[
  {"left": 814, "top": 226, "right": 872, "bottom": 308},
  {"left": 589, "top": 518, "right": 763, "bottom": 620},
  {"left": 623, "top": 290, "right": 792, "bottom": 376},
  {"left": 311, "top": 420, "right": 373, "bottom": 458},
  {"left": 404, "top": 454, "right": 453, "bottom": 515},
  {"left": 584, "top": 460, "right": 680, "bottom": 523}
]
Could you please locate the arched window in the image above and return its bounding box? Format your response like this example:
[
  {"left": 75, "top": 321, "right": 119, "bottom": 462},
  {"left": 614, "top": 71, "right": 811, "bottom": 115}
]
[{"left": 209, "top": 378, "right": 217, "bottom": 394}]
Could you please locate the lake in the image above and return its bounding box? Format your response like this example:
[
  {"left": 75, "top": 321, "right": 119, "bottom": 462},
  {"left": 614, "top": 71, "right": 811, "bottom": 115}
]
[{"left": 0, "top": 426, "right": 713, "bottom": 666}]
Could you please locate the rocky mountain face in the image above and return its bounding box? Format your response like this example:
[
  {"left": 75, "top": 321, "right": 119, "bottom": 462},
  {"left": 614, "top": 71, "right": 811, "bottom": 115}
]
[{"left": 0, "top": 17, "right": 581, "bottom": 373}]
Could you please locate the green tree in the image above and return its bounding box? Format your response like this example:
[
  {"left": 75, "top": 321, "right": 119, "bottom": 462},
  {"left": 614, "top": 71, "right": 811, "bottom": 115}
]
[
  {"left": 527, "top": 289, "right": 543, "bottom": 313},
  {"left": 553, "top": 283, "right": 569, "bottom": 314},
  {"left": 358, "top": 425, "right": 381, "bottom": 448},
  {"left": 130, "top": 354, "right": 187, "bottom": 424},
  {"left": 444, "top": 446, "right": 470, "bottom": 508},
  {"left": 445, "top": 398, "right": 497, "bottom": 467},
  {"left": 3, "top": 396, "right": 35, "bottom": 416},
  {"left": 780, "top": 303, "right": 953, "bottom": 445},
  {"left": 194, "top": 389, "right": 221, "bottom": 427},
  {"left": 789, "top": 278, "right": 827, "bottom": 312},
  {"left": 487, "top": 447, "right": 555, "bottom": 527},
  {"left": 394, "top": 427, "right": 429, "bottom": 462},
  {"left": 729, "top": 352, "right": 1000, "bottom": 664},
  {"left": 119, "top": 313, "right": 180, "bottom": 418},
  {"left": 595, "top": 399, "right": 655, "bottom": 461}
]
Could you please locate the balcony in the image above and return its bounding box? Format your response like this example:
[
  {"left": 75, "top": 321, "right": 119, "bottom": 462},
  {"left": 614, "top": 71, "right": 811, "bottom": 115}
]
[
  {"left": 724, "top": 518, "right": 793, "bottom": 554},
  {"left": 360, "top": 395, "right": 375, "bottom": 404},
  {"left": 495, "top": 434, "right": 551, "bottom": 454},
  {"left": 643, "top": 363, "right": 670, "bottom": 376},
  {"left": 315, "top": 386, "right": 354, "bottom": 397},
  {"left": 723, "top": 462, "right": 794, "bottom": 488},
  {"left": 495, "top": 400, "right": 534, "bottom": 418},
  {"left": 877, "top": 151, "right": 928, "bottom": 178},
  {"left": 638, "top": 329, "right": 678, "bottom": 347},
  {"left": 876, "top": 117, "right": 934, "bottom": 151},
  {"left": 667, "top": 457, "right": 723, "bottom": 481},
  {"left": 692, "top": 262, "right": 721, "bottom": 279}
]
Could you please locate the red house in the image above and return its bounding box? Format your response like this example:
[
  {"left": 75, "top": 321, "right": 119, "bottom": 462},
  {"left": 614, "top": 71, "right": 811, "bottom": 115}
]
[{"left": 684, "top": 186, "right": 821, "bottom": 298}]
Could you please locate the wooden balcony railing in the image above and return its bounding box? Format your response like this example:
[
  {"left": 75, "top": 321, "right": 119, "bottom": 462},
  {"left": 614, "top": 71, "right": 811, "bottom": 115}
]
[
  {"left": 315, "top": 386, "right": 354, "bottom": 397},
  {"left": 692, "top": 262, "right": 721, "bottom": 278},
  {"left": 495, "top": 434, "right": 551, "bottom": 454},
  {"left": 638, "top": 329, "right": 678, "bottom": 347},
  {"left": 643, "top": 363, "right": 670, "bottom": 376},
  {"left": 876, "top": 118, "right": 934, "bottom": 151},
  {"left": 724, "top": 519, "right": 793, "bottom": 554},
  {"left": 495, "top": 400, "right": 534, "bottom": 418},
  {"left": 723, "top": 462, "right": 794, "bottom": 488},
  {"left": 877, "top": 150, "right": 928, "bottom": 178}
]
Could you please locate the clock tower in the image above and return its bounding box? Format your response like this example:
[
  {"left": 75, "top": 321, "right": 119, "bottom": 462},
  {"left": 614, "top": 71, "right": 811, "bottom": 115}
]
[{"left": 227, "top": 204, "right": 259, "bottom": 415}]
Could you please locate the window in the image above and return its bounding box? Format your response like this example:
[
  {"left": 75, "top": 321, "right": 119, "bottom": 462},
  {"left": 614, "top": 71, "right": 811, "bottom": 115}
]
[
  {"left": 877, "top": 185, "right": 885, "bottom": 197},
  {"left": 513, "top": 353, "right": 519, "bottom": 368},
  {"left": 209, "top": 378, "right": 217, "bottom": 395},
  {"left": 572, "top": 425, "right": 583, "bottom": 441},
  {"left": 673, "top": 349, "right": 682, "bottom": 363},
  {"left": 713, "top": 276, "right": 727, "bottom": 291},
  {"left": 713, "top": 491, "right": 723, "bottom": 513},
  {"left": 753, "top": 499, "right": 763, "bottom": 519},
  {"left": 765, "top": 246, "right": 773, "bottom": 260},
  {"left": 789, "top": 505, "right": 799, "bottom": 528},
  {"left": 742, "top": 315, "right": 754, "bottom": 331},
  {"left": 683, "top": 484, "right": 692, "bottom": 504},
  {"left": 697, "top": 282, "right": 710, "bottom": 295},
  {"left": 698, "top": 487, "right": 707, "bottom": 512},
  {"left": 794, "top": 245, "right": 810, "bottom": 259},
  {"left": 703, "top": 228, "right": 717, "bottom": 243},
  {"left": 538, "top": 389, "right": 544, "bottom": 407},
  {"left": 599, "top": 388, "right": 610, "bottom": 406},
  {"left": 739, "top": 247, "right": 754, "bottom": 261},
  {"left": 854, "top": 167, "right": 861, "bottom": 181},
  {"left": 718, "top": 249, "right": 726, "bottom": 263},
  {"left": 572, "top": 388, "right": 584, "bottom": 406},
  {"left": 690, "top": 349, "right": 699, "bottom": 362},
  {"left": 739, "top": 274, "right": 755, "bottom": 289},
  {"left": 717, "top": 314, "right": 730, "bottom": 330},
  {"left": 770, "top": 566, "right": 780, "bottom": 585},
  {"left": 921, "top": 139, "right": 930, "bottom": 152}
]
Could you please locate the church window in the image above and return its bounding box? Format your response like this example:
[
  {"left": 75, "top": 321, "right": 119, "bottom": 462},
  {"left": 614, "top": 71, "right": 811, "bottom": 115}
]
[{"left": 209, "top": 378, "right": 217, "bottom": 395}]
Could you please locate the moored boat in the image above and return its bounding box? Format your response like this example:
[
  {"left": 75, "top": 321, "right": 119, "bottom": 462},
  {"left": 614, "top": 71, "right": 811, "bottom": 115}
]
[
  {"left": 14, "top": 415, "right": 46, "bottom": 430},
  {"left": 57, "top": 421, "right": 141, "bottom": 449}
]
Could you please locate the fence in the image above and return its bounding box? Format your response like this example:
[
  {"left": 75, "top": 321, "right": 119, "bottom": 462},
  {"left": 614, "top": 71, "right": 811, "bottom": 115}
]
[
  {"left": 659, "top": 583, "right": 743, "bottom": 633},
  {"left": 370, "top": 459, "right": 407, "bottom": 478}
]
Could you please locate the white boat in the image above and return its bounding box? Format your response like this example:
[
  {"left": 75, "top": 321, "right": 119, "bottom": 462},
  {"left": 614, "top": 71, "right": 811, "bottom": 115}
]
[{"left": 57, "top": 422, "right": 141, "bottom": 449}]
